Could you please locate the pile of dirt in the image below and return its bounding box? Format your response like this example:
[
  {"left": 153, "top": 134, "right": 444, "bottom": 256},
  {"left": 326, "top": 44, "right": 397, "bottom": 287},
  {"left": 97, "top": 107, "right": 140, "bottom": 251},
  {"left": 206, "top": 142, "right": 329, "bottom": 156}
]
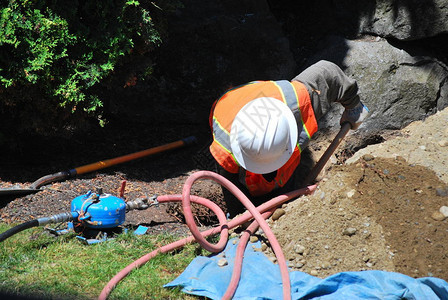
[
  {"left": 262, "top": 156, "right": 448, "bottom": 279},
  {"left": 262, "top": 107, "right": 448, "bottom": 280}
]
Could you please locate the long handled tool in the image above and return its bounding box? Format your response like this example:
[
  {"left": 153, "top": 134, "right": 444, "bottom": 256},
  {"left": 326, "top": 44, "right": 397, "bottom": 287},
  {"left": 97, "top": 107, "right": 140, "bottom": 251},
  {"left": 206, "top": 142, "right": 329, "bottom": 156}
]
[
  {"left": 304, "top": 122, "right": 352, "bottom": 185},
  {"left": 0, "top": 136, "right": 197, "bottom": 197}
]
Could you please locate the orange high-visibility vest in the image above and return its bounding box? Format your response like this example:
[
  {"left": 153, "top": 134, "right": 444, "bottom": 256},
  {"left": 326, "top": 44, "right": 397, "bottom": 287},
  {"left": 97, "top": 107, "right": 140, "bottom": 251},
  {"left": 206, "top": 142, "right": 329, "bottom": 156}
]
[{"left": 209, "top": 80, "right": 318, "bottom": 196}]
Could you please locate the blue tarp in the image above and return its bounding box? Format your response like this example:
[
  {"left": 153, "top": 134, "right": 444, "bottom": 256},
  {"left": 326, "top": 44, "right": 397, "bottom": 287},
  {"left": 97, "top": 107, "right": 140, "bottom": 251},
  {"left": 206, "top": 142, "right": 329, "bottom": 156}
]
[{"left": 165, "top": 238, "right": 448, "bottom": 299}]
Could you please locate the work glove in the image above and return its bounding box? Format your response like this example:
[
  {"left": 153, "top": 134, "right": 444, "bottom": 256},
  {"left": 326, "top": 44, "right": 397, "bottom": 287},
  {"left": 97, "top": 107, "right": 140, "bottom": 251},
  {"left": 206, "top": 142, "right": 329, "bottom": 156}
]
[{"left": 340, "top": 101, "right": 369, "bottom": 130}]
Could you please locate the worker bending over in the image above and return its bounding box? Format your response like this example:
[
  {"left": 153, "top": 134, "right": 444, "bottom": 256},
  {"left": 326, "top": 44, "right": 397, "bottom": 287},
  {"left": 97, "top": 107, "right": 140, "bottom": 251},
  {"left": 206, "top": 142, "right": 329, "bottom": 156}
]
[{"left": 209, "top": 60, "right": 369, "bottom": 217}]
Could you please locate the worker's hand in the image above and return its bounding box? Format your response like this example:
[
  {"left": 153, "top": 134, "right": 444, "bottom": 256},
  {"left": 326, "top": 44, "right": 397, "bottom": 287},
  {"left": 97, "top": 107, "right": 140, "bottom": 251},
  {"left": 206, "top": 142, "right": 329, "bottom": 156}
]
[{"left": 340, "top": 101, "right": 369, "bottom": 130}]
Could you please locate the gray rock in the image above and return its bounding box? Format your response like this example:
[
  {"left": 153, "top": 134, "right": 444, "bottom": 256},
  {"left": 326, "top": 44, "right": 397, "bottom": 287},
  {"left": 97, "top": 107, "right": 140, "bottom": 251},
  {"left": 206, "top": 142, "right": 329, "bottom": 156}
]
[
  {"left": 294, "top": 244, "right": 306, "bottom": 255},
  {"left": 329, "top": 0, "right": 448, "bottom": 41},
  {"left": 363, "top": 154, "right": 375, "bottom": 161},
  {"left": 342, "top": 227, "right": 357, "bottom": 236},
  {"left": 217, "top": 258, "right": 228, "bottom": 267},
  {"left": 436, "top": 188, "right": 448, "bottom": 197},
  {"left": 306, "top": 36, "right": 448, "bottom": 134},
  {"left": 440, "top": 206, "right": 448, "bottom": 217},
  {"left": 295, "top": 262, "right": 304, "bottom": 268},
  {"left": 272, "top": 208, "right": 286, "bottom": 221},
  {"left": 250, "top": 235, "right": 259, "bottom": 243},
  {"left": 431, "top": 211, "right": 446, "bottom": 221}
]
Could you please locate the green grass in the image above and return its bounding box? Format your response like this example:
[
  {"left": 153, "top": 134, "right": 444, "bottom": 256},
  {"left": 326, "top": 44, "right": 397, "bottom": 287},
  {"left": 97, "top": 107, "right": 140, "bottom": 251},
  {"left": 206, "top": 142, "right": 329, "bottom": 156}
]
[{"left": 0, "top": 223, "right": 207, "bottom": 299}]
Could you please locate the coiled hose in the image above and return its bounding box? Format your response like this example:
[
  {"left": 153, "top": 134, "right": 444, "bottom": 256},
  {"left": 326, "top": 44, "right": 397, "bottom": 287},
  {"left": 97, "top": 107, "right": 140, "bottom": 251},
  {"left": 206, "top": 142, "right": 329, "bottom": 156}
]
[{"left": 99, "top": 170, "right": 316, "bottom": 300}]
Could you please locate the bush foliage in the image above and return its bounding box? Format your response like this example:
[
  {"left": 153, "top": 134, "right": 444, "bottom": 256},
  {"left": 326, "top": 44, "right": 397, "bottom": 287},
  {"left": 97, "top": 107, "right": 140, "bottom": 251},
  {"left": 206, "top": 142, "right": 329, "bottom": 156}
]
[{"left": 0, "top": 0, "right": 162, "bottom": 119}]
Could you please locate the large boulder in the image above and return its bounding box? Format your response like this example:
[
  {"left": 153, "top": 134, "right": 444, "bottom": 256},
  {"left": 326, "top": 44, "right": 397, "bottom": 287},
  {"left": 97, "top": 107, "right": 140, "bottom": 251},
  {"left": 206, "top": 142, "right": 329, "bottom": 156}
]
[
  {"left": 303, "top": 35, "right": 448, "bottom": 133},
  {"left": 337, "top": 0, "right": 448, "bottom": 41}
]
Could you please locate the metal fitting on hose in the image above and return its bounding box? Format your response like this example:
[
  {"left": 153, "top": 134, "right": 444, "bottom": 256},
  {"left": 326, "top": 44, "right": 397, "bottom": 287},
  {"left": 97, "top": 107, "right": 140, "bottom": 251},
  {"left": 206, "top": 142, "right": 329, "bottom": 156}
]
[
  {"left": 37, "top": 211, "right": 77, "bottom": 226},
  {"left": 125, "top": 195, "right": 158, "bottom": 211}
]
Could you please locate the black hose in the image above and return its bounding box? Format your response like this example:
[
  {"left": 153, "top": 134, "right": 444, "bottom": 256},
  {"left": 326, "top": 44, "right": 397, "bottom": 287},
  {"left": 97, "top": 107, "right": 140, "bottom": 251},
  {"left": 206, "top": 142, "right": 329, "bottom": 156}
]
[{"left": 0, "top": 220, "right": 39, "bottom": 242}]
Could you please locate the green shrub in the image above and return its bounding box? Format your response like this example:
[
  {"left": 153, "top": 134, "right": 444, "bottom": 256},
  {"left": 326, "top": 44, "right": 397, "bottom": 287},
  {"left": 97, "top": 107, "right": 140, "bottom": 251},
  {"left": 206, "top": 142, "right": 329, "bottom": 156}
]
[{"left": 0, "top": 0, "right": 162, "bottom": 119}]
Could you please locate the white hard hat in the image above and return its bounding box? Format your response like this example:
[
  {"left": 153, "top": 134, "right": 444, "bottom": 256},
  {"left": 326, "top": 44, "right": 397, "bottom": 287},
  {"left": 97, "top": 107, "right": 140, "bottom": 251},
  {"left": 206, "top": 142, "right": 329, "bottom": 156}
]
[{"left": 230, "top": 97, "right": 298, "bottom": 174}]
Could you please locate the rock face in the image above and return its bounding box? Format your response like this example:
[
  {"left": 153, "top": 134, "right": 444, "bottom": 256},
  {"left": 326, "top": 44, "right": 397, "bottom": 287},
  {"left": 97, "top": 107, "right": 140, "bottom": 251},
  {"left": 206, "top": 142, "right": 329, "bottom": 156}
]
[
  {"left": 337, "top": 0, "right": 448, "bottom": 41},
  {"left": 149, "top": 0, "right": 448, "bottom": 140},
  {"left": 303, "top": 36, "right": 448, "bottom": 133}
]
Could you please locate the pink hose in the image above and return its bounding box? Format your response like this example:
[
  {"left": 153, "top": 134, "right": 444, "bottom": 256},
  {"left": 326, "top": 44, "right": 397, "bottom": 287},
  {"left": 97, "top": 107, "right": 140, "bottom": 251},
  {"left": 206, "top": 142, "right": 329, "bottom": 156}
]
[
  {"left": 222, "top": 209, "right": 274, "bottom": 300},
  {"left": 99, "top": 170, "right": 317, "bottom": 300},
  {"left": 182, "top": 171, "right": 292, "bottom": 299}
]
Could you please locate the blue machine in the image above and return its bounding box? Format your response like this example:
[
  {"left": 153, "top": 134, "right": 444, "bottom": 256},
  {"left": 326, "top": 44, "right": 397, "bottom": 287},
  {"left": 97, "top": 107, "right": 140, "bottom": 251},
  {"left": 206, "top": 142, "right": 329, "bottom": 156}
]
[
  {"left": 71, "top": 190, "right": 127, "bottom": 229},
  {"left": 42, "top": 188, "right": 152, "bottom": 244}
]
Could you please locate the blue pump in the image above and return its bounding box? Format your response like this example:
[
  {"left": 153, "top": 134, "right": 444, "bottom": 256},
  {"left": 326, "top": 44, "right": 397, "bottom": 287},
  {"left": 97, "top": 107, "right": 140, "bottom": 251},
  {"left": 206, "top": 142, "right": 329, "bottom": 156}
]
[
  {"left": 0, "top": 184, "right": 153, "bottom": 244},
  {"left": 71, "top": 190, "right": 126, "bottom": 229}
]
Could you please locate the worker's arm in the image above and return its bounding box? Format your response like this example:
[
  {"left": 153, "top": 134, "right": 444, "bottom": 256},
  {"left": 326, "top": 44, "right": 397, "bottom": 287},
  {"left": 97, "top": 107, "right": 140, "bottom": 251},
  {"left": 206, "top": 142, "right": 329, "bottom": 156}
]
[{"left": 292, "top": 60, "right": 365, "bottom": 120}]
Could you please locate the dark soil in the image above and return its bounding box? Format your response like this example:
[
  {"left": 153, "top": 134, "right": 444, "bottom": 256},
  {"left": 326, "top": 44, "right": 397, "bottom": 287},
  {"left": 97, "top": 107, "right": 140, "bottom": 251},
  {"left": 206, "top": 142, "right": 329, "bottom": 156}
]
[{"left": 352, "top": 157, "right": 448, "bottom": 279}]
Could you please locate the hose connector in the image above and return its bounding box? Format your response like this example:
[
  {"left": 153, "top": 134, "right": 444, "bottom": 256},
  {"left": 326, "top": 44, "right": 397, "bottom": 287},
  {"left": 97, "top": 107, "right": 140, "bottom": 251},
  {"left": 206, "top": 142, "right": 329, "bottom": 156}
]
[
  {"left": 0, "top": 211, "right": 78, "bottom": 243},
  {"left": 126, "top": 194, "right": 158, "bottom": 211},
  {"left": 37, "top": 212, "right": 78, "bottom": 226}
]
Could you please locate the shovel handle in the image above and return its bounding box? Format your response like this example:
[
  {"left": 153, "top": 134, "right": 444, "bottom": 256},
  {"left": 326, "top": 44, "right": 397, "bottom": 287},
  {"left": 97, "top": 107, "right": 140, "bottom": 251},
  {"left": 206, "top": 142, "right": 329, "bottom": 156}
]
[
  {"left": 304, "top": 123, "right": 351, "bottom": 185},
  {"left": 30, "top": 171, "right": 71, "bottom": 189},
  {"left": 73, "top": 136, "right": 196, "bottom": 176},
  {"left": 30, "top": 136, "right": 197, "bottom": 189}
]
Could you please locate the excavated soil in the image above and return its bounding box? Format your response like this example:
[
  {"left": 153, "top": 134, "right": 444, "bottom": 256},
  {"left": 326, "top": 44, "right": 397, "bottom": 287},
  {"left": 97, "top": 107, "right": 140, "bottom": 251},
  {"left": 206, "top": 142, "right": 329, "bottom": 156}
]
[
  {"left": 263, "top": 107, "right": 448, "bottom": 281},
  {"left": 264, "top": 156, "right": 448, "bottom": 280},
  {"left": 1, "top": 108, "right": 448, "bottom": 289}
]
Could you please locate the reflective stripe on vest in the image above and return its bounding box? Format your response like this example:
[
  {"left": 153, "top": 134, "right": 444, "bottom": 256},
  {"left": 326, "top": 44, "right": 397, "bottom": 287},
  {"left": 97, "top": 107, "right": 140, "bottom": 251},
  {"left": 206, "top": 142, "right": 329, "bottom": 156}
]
[
  {"left": 274, "top": 81, "right": 312, "bottom": 151},
  {"left": 211, "top": 116, "right": 231, "bottom": 151}
]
